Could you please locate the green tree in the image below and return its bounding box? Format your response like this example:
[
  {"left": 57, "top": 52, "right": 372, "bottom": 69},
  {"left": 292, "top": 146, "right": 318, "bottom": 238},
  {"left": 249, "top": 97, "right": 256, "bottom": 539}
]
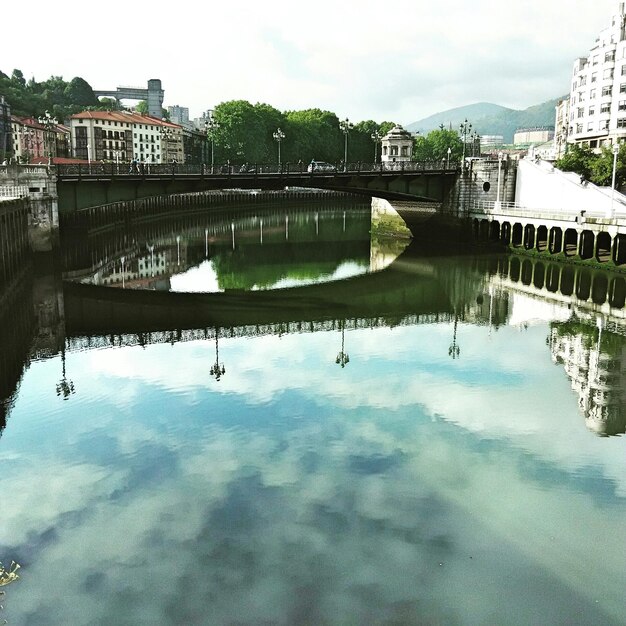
[
  {"left": 135, "top": 100, "right": 149, "bottom": 114},
  {"left": 590, "top": 144, "right": 626, "bottom": 187},
  {"left": 555, "top": 143, "right": 595, "bottom": 180},
  {"left": 64, "top": 77, "right": 97, "bottom": 107},
  {"left": 413, "top": 129, "right": 462, "bottom": 162}
]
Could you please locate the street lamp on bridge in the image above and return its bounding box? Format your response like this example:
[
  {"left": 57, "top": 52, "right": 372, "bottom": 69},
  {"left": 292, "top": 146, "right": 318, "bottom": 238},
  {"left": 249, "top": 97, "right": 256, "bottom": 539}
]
[
  {"left": 470, "top": 131, "right": 480, "bottom": 157},
  {"left": 204, "top": 118, "right": 220, "bottom": 174},
  {"left": 273, "top": 127, "right": 285, "bottom": 170},
  {"left": 459, "top": 119, "right": 472, "bottom": 168},
  {"left": 371, "top": 129, "right": 383, "bottom": 164},
  {"left": 339, "top": 118, "right": 353, "bottom": 171}
]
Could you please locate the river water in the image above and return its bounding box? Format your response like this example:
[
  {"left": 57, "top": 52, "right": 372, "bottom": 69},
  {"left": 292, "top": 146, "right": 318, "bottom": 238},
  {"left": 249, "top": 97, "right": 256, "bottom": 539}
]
[{"left": 0, "top": 196, "right": 624, "bottom": 625}]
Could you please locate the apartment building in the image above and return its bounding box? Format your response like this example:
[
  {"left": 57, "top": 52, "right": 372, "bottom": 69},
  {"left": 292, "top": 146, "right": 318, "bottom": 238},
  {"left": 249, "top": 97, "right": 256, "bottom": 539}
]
[
  {"left": 568, "top": 2, "right": 626, "bottom": 150},
  {"left": 69, "top": 111, "right": 185, "bottom": 163}
]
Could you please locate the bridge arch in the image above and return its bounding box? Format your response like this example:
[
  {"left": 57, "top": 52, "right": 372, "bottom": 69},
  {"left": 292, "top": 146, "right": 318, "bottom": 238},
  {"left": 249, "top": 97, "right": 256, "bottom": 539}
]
[{"left": 512, "top": 223, "right": 523, "bottom": 247}]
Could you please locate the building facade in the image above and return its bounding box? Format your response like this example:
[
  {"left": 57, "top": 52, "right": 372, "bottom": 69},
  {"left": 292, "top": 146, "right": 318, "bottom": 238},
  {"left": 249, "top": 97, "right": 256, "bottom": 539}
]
[
  {"left": 513, "top": 127, "right": 555, "bottom": 145},
  {"left": 568, "top": 2, "right": 626, "bottom": 150},
  {"left": 11, "top": 117, "right": 46, "bottom": 162},
  {"left": 69, "top": 111, "right": 186, "bottom": 163}
]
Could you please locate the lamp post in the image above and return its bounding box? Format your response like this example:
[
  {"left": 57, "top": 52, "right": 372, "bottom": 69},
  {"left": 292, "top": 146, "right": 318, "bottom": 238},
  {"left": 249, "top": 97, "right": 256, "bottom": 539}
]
[
  {"left": 470, "top": 131, "right": 480, "bottom": 157},
  {"left": 37, "top": 110, "right": 58, "bottom": 163},
  {"left": 446, "top": 146, "right": 452, "bottom": 169},
  {"left": 448, "top": 314, "right": 460, "bottom": 359},
  {"left": 459, "top": 119, "right": 472, "bottom": 168},
  {"left": 273, "top": 127, "right": 285, "bottom": 170},
  {"left": 160, "top": 127, "right": 174, "bottom": 164},
  {"left": 210, "top": 331, "right": 226, "bottom": 381},
  {"left": 335, "top": 321, "right": 350, "bottom": 368},
  {"left": 55, "top": 345, "right": 75, "bottom": 400},
  {"left": 371, "top": 130, "right": 382, "bottom": 164},
  {"left": 609, "top": 143, "right": 620, "bottom": 219},
  {"left": 339, "top": 117, "right": 353, "bottom": 171},
  {"left": 495, "top": 151, "right": 504, "bottom": 210},
  {"left": 204, "top": 118, "right": 219, "bottom": 174}
]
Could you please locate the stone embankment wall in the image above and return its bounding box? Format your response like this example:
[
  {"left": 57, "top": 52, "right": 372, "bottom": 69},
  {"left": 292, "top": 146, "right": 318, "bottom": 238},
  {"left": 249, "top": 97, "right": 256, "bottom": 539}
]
[
  {"left": 0, "top": 197, "right": 30, "bottom": 285},
  {"left": 444, "top": 158, "right": 517, "bottom": 217},
  {"left": 0, "top": 164, "right": 59, "bottom": 252}
]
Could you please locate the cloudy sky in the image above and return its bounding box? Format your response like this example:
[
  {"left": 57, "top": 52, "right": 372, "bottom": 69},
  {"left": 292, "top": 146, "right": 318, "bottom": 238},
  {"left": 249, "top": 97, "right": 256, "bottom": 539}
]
[{"left": 1, "top": 0, "right": 621, "bottom": 124}]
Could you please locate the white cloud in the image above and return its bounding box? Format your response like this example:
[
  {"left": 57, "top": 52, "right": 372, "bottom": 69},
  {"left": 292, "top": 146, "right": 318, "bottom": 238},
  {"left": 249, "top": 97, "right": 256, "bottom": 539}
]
[{"left": 1, "top": 0, "right": 619, "bottom": 123}]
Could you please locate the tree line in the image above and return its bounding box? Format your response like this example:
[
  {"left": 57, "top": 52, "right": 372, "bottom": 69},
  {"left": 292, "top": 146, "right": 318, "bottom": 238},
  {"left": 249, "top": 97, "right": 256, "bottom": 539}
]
[{"left": 2, "top": 68, "right": 470, "bottom": 165}]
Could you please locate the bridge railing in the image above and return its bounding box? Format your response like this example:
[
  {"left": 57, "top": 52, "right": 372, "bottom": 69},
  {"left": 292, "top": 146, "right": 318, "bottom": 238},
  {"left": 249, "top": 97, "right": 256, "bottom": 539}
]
[{"left": 56, "top": 160, "right": 459, "bottom": 178}]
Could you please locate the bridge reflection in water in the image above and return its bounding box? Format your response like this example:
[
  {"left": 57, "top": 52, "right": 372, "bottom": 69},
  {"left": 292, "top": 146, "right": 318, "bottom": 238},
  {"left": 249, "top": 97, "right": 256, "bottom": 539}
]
[{"left": 1, "top": 198, "right": 625, "bottom": 439}]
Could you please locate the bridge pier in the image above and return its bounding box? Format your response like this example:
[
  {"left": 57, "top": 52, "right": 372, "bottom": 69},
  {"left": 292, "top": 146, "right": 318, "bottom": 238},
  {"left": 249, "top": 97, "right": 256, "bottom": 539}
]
[{"left": 0, "top": 164, "right": 59, "bottom": 252}]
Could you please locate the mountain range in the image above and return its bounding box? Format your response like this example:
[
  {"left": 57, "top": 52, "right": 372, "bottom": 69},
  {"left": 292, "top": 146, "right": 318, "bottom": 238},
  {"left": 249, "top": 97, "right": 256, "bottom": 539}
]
[{"left": 405, "top": 97, "right": 565, "bottom": 143}]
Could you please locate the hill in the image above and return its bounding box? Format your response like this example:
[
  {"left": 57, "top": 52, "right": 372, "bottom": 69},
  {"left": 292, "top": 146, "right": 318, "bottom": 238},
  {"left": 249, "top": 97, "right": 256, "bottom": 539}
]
[{"left": 406, "top": 97, "right": 565, "bottom": 143}]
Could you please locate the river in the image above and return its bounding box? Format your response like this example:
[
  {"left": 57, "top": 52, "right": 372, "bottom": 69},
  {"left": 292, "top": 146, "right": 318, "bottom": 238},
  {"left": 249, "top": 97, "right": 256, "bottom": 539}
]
[{"left": 0, "top": 195, "right": 624, "bottom": 625}]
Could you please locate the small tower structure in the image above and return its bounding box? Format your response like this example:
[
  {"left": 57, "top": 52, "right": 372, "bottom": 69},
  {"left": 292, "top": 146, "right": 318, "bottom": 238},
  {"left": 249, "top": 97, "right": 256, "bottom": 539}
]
[{"left": 381, "top": 124, "right": 413, "bottom": 162}]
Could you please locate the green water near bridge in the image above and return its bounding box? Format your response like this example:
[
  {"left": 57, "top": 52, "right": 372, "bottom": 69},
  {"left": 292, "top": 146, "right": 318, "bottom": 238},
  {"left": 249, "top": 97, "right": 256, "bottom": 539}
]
[{"left": 0, "top": 197, "right": 624, "bottom": 625}]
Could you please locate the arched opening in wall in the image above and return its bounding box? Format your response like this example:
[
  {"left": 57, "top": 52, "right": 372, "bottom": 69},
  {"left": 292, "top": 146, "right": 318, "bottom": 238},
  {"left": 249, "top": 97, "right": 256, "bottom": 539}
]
[
  {"left": 595, "top": 232, "right": 612, "bottom": 263},
  {"left": 489, "top": 220, "right": 500, "bottom": 242},
  {"left": 591, "top": 273, "right": 608, "bottom": 305},
  {"left": 546, "top": 263, "right": 560, "bottom": 293},
  {"left": 479, "top": 219, "right": 490, "bottom": 241},
  {"left": 576, "top": 269, "right": 592, "bottom": 301},
  {"left": 536, "top": 225, "right": 548, "bottom": 252},
  {"left": 533, "top": 262, "right": 545, "bottom": 289},
  {"left": 501, "top": 222, "right": 511, "bottom": 245},
  {"left": 613, "top": 233, "right": 626, "bottom": 265},
  {"left": 523, "top": 224, "right": 536, "bottom": 250},
  {"left": 472, "top": 218, "right": 480, "bottom": 238},
  {"left": 579, "top": 230, "right": 595, "bottom": 260},
  {"left": 482, "top": 181, "right": 491, "bottom": 192},
  {"left": 549, "top": 227, "right": 563, "bottom": 254},
  {"left": 608, "top": 276, "right": 626, "bottom": 308},
  {"left": 521, "top": 259, "right": 533, "bottom": 285},
  {"left": 564, "top": 229, "right": 578, "bottom": 257},
  {"left": 510, "top": 256, "right": 521, "bottom": 282},
  {"left": 561, "top": 266, "right": 575, "bottom": 295},
  {"left": 512, "top": 223, "right": 523, "bottom": 247}
]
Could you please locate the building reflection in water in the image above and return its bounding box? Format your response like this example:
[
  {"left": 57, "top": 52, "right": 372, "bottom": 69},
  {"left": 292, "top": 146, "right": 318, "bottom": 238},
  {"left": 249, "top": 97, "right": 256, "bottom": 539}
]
[
  {"left": 335, "top": 321, "right": 350, "bottom": 368},
  {"left": 549, "top": 318, "right": 626, "bottom": 436}
]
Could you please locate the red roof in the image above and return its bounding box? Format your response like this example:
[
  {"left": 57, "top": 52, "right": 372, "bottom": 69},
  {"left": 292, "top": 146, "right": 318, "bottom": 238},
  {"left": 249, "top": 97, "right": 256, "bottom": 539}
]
[{"left": 70, "top": 110, "right": 181, "bottom": 129}]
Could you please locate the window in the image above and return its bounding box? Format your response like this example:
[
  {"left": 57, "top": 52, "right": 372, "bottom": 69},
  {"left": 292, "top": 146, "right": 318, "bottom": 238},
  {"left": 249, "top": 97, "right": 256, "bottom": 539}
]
[
  {"left": 593, "top": 55, "right": 599, "bottom": 65},
  {"left": 604, "top": 68, "right": 614, "bottom": 79},
  {"left": 576, "top": 124, "right": 583, "bottom": 133},
  {"left": 579, "top": 92, "right": 586, "bottom": 102},
  {"left": 589, "top": 106, "right": 595, "bottom": 116},
  {"left": 618, "top": 118, "right": 626, "bottom": 128},
  {"left": 622, "top": 65, "right": 626, "bottom": 75},
  {"left": 587, "top": 123, "right": 594, "bottom": 131},
  {"left": 620, "top": 101, "right": 626, "bottom": 110},
  {"left": 602, "top": 85, "right": 613, "bottom": 96},
  {"left": 601, "top": 102, "right": 611, "bottom": 113},
  {"left": 605, "top": 50, "right": 615, "bottom": 62},
  {"left": 591, "top": 72, "right": 597, "bottom": 83},
  {"left": 577, "top": 107, "right": 585, "bottom": 118},
  {"left": 590, "top": 89, "right": 596, "bottom": 99},
  {"left": 600, "top": 119, "right": 609, "bottom": 130}
]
